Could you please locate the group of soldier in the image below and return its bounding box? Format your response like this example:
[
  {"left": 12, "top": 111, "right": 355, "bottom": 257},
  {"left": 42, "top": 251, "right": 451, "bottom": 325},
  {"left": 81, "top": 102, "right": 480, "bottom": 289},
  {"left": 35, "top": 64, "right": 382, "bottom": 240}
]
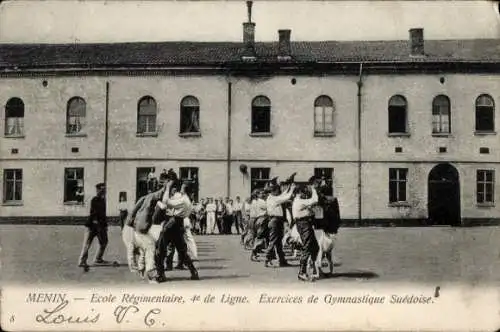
[
  {"left": 77, "top": 169, "right": 340, "bottom": 283},
  {"left": 240, "top": 173, "right": 341, "bottom": 281}
]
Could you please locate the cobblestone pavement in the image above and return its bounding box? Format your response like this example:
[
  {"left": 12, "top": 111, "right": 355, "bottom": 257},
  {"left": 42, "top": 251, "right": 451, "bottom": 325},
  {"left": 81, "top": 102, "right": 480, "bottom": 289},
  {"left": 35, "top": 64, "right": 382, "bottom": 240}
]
[{"left": 1, "top": 225, "right": 499, "bottom": 286}]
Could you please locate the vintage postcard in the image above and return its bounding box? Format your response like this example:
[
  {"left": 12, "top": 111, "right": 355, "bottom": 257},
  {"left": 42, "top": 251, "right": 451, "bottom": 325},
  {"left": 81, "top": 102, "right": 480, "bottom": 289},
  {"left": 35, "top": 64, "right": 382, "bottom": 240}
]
[{"left": 1, "top": 0, "right": 500, "bottom": 330}]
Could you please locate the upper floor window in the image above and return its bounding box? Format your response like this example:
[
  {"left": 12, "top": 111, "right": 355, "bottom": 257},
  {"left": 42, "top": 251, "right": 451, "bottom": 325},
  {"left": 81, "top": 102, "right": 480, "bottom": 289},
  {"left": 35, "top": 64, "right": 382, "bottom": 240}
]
[
  {"left": 5, "top": 97, "right": 24, "bottom": 137},
  {"left": 388, "top": 95, "right": 408, "bottom": 134},
  {"left": 66, "top": 97, "right": 86, "bottom": 135},
  {"left": 3, "top": 169, "right": 22, "bottom": 203},
  {"left": 251, "top": 96, "right": 271, "bottom": 134},
  {"left": 432, "top": 95, "right": 451, "bottom": 134},
  {"left": 180, "top": 96, "right": 200, "bottom": 134},
  {"left": 314, "top": 95, "right": 334, "bottom": 135},
  {"left": 137, "top": 96, "right": 157, "bottom": 134},
  {"left": 475, "top": 94, "right": 495, "bottom": 133}
]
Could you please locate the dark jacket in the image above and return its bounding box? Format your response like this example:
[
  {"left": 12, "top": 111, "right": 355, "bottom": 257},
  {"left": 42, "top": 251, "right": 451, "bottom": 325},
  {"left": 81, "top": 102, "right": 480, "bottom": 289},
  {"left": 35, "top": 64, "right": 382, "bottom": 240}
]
[
  {"left": 315, "top": 194, "right": 341, "bottom": 234},
  {"left": 86, "top": 196, "right": 106, "bottom": 228},
  {"left": 126, "top": 189, "right": 165, "bottom": 234}
]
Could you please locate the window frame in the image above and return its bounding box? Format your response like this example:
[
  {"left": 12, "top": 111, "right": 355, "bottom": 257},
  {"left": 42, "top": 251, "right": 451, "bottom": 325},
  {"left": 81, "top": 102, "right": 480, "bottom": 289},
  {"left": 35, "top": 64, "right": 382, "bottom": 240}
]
[
  {"left": 3, "top": 169, "right": 23, "bottom": 204},
  {"left": 4, "top": 97, "right": 25, "bottom": 138},
  {"left": 313, "top": 95, "right": 335, "bottom": 136},
  {"left": 476, "top": 169, "right": 495, "bottom": 206},
  {"left": 66, "top": 96, "right": 87, "bottom": 136},
  {"left": 389, "top": 168, "right": 408, "bottom": 204},
  {"left": 179, "top": 96, "right": 201, "bottom": 136},
  {"left": 63, "top": 167, "right": 84, "bottom": 204},
  {"left": 179, "top": 167, "right": 199, "bottom": 201},
  {"left": 432, "top": 95, "right": 451, "bottom": 135},
  {"left": 137, "top": 96, "right": 158, "bottom": 135},
  {"left": 251, "top": 96, "right": 272, "bottom": 135},
  {"left": 250, "top": 167, "right": 271, "bottom": 193},
  {"left": 388, "top": 95, "right": 409, "bottom": 136},
  {"left": 475, "top": 94, "right": 495, "bottom": 134}
]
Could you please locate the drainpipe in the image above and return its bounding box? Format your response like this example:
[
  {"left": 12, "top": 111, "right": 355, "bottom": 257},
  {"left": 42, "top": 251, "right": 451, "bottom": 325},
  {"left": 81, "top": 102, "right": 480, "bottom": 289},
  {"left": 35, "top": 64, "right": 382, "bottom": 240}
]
[
  {"left": 226, "top": 75, "right": 232, "bottom": 197},
  {"left": 357, "top": 63, "right": 364, "bottom": 226},
  {"left": 104, "top": 81, "right": 110, "bottom": 185}
]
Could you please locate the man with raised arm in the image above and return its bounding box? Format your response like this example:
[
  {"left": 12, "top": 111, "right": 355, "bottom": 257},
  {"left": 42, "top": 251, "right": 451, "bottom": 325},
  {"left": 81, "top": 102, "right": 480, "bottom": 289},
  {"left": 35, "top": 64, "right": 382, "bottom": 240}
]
[
  {"left": 292, "top": 177, "right": 319, "bottom": 281},
  {"left": 264, "top": 177, "right": 295, "bottom": 267}
]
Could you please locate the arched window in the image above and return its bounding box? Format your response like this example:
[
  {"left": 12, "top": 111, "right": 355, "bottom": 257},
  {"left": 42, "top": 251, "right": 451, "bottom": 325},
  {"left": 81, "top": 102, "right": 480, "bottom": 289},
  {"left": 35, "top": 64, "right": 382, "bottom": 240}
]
[
  {"left": 251, "top": 96, "right": 271, "bottom": 133},
  {"left": 475, "top": 94, "right": 495, "bottom": 132},
  {"left": 66, "top": 97, "right": 86, "bottom": 134},
  {"left": 180, "top": 96, "right": 200, "bottom": 134},
  {"left": 388, "top": 95, "right": 407, "bottom": 134},
  {"left": 432, "top": 95, "right": 451, "bottom": 134},
  {"left": 137, "top": 96, "right": 157, "bottom": 134},
  {"left": 5, "top": 97, "right": 24, "bottom": 136},
  {"left": 314, "top": 95, "right": 334, "bottom": 135}
]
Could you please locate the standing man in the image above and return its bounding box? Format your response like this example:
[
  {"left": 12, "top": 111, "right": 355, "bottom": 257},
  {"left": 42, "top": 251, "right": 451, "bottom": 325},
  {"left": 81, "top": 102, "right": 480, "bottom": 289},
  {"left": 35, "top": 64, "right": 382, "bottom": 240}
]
[
  {"left": 224, "top": 198, "right": 233, "bottom": 234},
  {"left": 78, "top": 183, "right": 108, "bottom": 268},
  {"left": 264, "top": 177, "right": 295, "bottom": 268},
  {"left": 250, "top": 189, "right": 269, "bottom": 261},
  {"left": 156, "top": 181, "right": 199, "bottom": 281},
  {"left": 233, "top": 196, "right": 243, "bottom": 236},
  {"left": 292, "top": 178, "right": 319, "bottom": 281},
  {"left": 206, "top": 198, "right": 217, "bottom": 234},
  {"left": 127, "top": 181, "right": 171, "bottom": 283}
]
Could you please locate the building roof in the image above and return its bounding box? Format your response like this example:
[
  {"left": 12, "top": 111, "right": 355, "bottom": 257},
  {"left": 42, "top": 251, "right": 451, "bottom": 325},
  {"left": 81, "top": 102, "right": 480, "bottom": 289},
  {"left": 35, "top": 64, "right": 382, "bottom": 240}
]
[{"left": 0, "top": 39, "right": 499, "bottom": 70}]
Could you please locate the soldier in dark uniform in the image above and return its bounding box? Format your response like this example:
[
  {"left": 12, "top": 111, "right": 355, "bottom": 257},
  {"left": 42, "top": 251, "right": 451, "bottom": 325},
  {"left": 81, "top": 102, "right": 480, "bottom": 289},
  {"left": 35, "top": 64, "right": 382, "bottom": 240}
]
[{"left": 78, "top": 183, "right": 108, "bottom": 267}]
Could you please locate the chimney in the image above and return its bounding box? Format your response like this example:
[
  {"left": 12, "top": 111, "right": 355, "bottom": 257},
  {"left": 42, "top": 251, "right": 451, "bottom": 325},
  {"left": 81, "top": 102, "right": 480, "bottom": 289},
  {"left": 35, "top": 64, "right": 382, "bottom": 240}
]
[
  {"left": 242, "top": 1, "right": 256, "bottom": 59},
  {"left": 278, "top": 29, "right": 292, "bottom": 60},
  {"left": 409, "top": 28, "right": 424, "bottom": 56}
]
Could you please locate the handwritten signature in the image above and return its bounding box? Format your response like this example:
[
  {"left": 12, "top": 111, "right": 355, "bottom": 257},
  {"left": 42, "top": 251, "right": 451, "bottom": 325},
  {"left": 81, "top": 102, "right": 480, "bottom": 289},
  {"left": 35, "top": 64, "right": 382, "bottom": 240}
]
[
  {"left": 35, "top": 300, "right": 100, "bottom": 324},
  {"left": 114, "top": 305, "right": 163, "bottom": 327}
]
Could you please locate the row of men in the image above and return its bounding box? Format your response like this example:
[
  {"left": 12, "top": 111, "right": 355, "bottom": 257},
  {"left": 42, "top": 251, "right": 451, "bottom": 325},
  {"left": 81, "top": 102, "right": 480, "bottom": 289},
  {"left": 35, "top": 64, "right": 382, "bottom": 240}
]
[{"left": 239, "top": 175, "right": 341, "bottom": 281}]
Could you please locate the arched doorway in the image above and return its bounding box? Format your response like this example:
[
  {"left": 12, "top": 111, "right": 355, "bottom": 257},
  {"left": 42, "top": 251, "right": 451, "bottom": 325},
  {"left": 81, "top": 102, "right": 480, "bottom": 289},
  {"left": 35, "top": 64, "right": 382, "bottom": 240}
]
[{"left": 427, "top": 163, "right": 461, "bottom": 226}]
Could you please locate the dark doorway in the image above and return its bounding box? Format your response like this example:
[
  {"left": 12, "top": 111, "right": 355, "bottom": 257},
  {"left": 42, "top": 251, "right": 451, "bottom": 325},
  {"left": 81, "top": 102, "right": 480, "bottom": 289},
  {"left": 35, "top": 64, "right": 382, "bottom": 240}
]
[{"left": 427, "top": 163, "right": 461, "bottom": 226}]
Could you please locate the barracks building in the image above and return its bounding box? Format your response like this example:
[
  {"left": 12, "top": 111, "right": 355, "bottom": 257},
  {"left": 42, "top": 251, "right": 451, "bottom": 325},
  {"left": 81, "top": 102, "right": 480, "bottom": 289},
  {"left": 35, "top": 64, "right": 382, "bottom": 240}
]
[{"left": 2, "top": 1, "right": 500, "bottom": 226}]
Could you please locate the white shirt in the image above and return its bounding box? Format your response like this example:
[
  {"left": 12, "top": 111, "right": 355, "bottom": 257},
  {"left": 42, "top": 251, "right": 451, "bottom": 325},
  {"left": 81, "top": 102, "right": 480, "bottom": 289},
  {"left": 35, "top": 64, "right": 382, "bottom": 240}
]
[
  {"left": 233, "top": 201, "right": 243, "bottom": 212},
  {"left": 292, "top": 188, "right": 318, "bottom": 220},
  {"left": 167, "top": 192, "right": 192, "bottom": 218},
  {"left": 225, "top": 202, "right": 233, "bottom": 214},
  {"left": 266, "top": 189, "right": 294, "bottom": 217},
  {"left": 118, "top": 201, "right": 128, "bottom": 212},
  {"left": 206, "top": 202, "right": 216, "bottom": 213},
  {"left": 254, "top": 198, "right": 267, "bottom": 218}
]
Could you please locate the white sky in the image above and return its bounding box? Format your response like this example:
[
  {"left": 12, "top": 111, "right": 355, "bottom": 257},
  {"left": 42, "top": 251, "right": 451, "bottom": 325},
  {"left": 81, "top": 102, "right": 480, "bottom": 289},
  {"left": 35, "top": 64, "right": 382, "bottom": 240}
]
[{"left": 0, "top": 0, "right": 498, "bottom": 43}]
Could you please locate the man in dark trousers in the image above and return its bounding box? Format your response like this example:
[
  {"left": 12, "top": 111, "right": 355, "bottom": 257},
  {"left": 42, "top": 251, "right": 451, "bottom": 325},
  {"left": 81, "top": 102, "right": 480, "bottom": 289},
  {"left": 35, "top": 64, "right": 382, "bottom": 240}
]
[
  {"left": 78, "top": 183, "right": 108, "bottom": 267},
  {"left": 263, "top": 177, "right": 295, "bottom": 267},
  {"left": 155, "top": 177, "right": 199, "bottom": 282},
  {"left": 292, "top": 178, "right": 320, "bottom": 281}
]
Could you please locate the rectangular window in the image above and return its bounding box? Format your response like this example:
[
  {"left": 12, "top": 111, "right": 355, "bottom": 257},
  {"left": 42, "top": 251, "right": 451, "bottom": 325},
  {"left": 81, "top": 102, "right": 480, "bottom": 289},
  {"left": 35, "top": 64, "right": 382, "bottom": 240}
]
[
  {"left": 136, "top": 167, "right": 153, "bottom": 201},
  {"left": 180, "top": 108, "right": 200, "bottom": 134},
  {"left": 180, "top": 167, "right": 199, "bottom": 202},
  {"left": 477, "top": 170, "right": 495, "bottom": 204},
  {"left": 3, "top": 169, "right": 22, "bottom": 202},
  {"left": 250, "top": 167, "right": 270, "bottom": 193},
  {"left": 64, "top": 168, "right": 84, "bottom": 203},
  {"left": 389, "top": 168, "right": 408, "bottom": 203},
  {"left": 314, "top": 167, "right": 334, "bottom": 196},
  {"left": 5, "top": 117, "right": 24, "bottom": 136},
  {"left": 138, "top": 115, "right": 156, "bottom": 133}
]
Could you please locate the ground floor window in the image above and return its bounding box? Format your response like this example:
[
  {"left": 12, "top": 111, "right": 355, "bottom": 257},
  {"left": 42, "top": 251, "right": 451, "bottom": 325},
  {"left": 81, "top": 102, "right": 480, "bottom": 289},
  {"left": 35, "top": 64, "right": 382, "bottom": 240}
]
[
  {"left": 389, "top": 168, "right": 407, "bottom": 203},
  {"left": 314, "top": 167, "right": 334, "bottom": 196},
  {"left": 3, "top": 169, "right": 22, "bottom": 203},
  {"left": 180, "top": 167, "right": 199, "bottom": 202},
  {"left": 64, "top": 168, "right": 84, "bottom": 203},
  {"left": 477, "top": 170, "right": 495, "bottom": 204},
  {"left": 136, "top": 167, "right": 154, "bottom": 201},
  {"left": 251, "top": 167, "right": 270, "bottom": 193}
]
